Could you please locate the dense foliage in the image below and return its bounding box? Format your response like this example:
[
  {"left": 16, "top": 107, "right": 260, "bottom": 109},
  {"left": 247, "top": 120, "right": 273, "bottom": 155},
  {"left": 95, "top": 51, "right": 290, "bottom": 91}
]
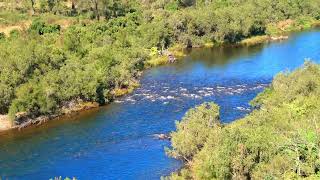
[
  {"left": 0, "top": 0, "right": 320, "bottom": 123},
  {"left": 167, "top": 62, "right": 320, "bottom": 179}
]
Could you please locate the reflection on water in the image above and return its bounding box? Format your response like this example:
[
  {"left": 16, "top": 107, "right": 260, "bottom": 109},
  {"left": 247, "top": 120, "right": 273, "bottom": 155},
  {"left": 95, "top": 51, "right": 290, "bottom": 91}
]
[
  {"left": 0, "top": 29, "right": 320, "bottom": 180},
  {"left": 184, "top": 44, "right": 265, "bottom": 66}
]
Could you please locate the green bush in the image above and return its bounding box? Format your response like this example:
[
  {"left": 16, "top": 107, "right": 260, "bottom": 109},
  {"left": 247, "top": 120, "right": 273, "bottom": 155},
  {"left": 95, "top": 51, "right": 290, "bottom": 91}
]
[
  {"left": 167, "top": 102, "right": 220, "bottom": 161},
  {"left": 0, "top": 32, "right": 5, "bottom": 40},
  {"left": 29, "top": 18, "right": 60, "bottom": 35},
  {"left": 165, "top": 1, "right": 179, "bottom": 11},
  {"left": 9, "top": 29, "right": 20, "bottom": 38}
]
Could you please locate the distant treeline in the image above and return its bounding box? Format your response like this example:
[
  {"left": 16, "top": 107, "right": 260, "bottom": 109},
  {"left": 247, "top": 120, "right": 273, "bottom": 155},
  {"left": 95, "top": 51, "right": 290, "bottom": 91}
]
[
  {"left": 0, "top": 0, "right": 319, "bottom": 122},
  {"left": 167, "top": 62, "right": 320, "bottom": 179}
]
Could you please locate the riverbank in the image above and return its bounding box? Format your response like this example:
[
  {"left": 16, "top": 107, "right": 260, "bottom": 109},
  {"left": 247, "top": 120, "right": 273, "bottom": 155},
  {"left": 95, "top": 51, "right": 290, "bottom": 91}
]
[
  {"left": 144, "top": 35, "right": 285, "bottom": 68},
  {"left": 147, "top": 20, "right": 320, "bottom": 66},
  {"left": 0, "top": 101, "right": 100, "bottom": 132},
  {"left": 239, "top": 19, "right": 320, "bottom": 46},
  {"left": 1, "top": 20, "right": 319, "bottom": 133},
  {"left": 0, "top": 79, "right": 143, "bottom": 133}
]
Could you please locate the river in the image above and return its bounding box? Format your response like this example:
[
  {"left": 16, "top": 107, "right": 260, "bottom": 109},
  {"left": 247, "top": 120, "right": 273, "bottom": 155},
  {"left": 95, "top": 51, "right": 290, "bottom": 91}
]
[{"left": 0, "top": 29, "right": 320, "bottom": 179}]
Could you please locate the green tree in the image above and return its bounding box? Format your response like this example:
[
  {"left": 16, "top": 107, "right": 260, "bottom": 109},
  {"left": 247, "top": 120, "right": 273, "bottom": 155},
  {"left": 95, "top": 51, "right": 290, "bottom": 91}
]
[{"left": 167, "top": 102, "right": 220, "bottom": 162}]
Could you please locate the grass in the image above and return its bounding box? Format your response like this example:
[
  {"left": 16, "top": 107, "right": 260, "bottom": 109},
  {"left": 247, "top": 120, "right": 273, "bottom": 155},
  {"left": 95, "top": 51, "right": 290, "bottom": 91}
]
[
  {"left": 113, "top": 81, "right": 140, "bottom": 97},
  {"left": 239, "top": 35, "right": 270, "bottom": 46},
  {"left": 0, "top": 11, "right": 29, "bottom": 26},
  {"left": 169, "top": 44, "right": 188, "bottom": 58},
  {"left": 203, "top": 42, "right": 214, "bottom": 48},
  {"left": 0, "top": 11, "right": 82, "bottom": 35},
  {"left": 146, "top": 55, "right": 168, "bottom": 67},
  {"left": 35, "top": 13, "right": 83, "bottom": 28},
  {"left": 146, "top": 44, "right": 188, "bottom": 67}
]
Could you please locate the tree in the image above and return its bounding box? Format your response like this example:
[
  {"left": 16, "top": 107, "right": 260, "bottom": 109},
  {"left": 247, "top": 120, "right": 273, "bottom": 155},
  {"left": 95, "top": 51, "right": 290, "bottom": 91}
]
[
  {"left": 167, "top": 102, "right": 220, "bottom": 162},
  {"left": 70, "top": 0, "right": 77, "bottom": 15},
  {"left": 91, "top": 0, "right": 100, "bottom": 20}
]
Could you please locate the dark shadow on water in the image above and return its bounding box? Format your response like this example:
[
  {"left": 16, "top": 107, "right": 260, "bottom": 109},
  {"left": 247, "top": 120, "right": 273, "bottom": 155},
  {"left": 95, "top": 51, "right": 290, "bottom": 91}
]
[{"left": 184, "top": 44, "right": 266, "bottom": 67}]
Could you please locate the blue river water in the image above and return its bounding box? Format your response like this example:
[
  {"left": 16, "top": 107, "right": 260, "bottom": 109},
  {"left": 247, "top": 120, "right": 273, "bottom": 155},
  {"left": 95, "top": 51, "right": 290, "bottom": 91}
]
[{"left": 0, "top": 29, "right": 320, "bottom": 180}]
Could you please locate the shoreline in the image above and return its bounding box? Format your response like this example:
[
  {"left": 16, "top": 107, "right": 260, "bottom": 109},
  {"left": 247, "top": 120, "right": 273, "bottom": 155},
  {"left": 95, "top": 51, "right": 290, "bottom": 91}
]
[
  {"left": 0, "top": 77, "right": 141, "bottom": 134},
  {"left": 0, "top": 101, "right": 100, "bottom": 133},
  {"left": 1, "top": 24, "right": 319, "bottom": 134}
]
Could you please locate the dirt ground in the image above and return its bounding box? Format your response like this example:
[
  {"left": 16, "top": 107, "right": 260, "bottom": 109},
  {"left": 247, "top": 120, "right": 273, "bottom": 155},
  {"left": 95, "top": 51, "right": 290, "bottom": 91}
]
[{"left": 0, "top": 20, "right": 31, "bottom": 35}]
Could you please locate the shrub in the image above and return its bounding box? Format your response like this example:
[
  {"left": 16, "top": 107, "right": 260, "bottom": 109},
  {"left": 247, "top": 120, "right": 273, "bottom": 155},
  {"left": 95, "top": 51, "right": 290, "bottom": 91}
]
[
  {"left": 29, "top": 18, "right": 60, "bottom": 35},
  {"left": 167, "top": 102, "right": 220, "bottom": 161},
  {"left": 9, "top": 29, "right": 20, "bottom": 38},
  {"left": 0, "top": 32, "right": 5, "bottom": 40}
]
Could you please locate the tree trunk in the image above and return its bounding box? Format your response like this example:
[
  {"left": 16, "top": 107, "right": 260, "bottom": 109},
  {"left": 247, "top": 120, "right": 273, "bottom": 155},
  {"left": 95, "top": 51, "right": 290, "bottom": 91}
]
[
  {"left": 30, "top": 0, "right": 35, "bottom": 15},
  {"left": 71, "top": 1, "right": 75, "bottom": 10},
  {"left": 94, "top": 0, "right": 100, "bottom": 21},
  {"left": 71, "top": 0, "right": 77, "bottom": 16}
]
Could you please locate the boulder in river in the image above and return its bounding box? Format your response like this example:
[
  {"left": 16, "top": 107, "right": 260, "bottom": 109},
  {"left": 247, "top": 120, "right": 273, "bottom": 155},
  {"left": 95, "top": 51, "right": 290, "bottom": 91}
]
[
  {"left": 168, "top": 54, "right": 176, "bottom": 63},
  {"left": 153, "top": 133, "right": 171, "bottom": 140}
]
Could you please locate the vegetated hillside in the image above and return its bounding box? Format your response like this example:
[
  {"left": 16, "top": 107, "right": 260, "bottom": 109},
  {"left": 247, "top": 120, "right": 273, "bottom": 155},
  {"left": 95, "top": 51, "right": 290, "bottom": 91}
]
[
  {"left": 0, "top": 0, "right": 319, "bottom": 124},
  {"left": 167, "top": 62, "right": 320, "bottom": 179}
]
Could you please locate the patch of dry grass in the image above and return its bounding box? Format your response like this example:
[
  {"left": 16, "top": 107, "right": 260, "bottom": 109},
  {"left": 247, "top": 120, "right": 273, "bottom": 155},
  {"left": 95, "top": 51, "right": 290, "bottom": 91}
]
[
  {"left": 0, "top": 20, "right": 31, "bottom": 35},
  {"left": 240, "top": 35, "right": 270, "bottom": 46}
]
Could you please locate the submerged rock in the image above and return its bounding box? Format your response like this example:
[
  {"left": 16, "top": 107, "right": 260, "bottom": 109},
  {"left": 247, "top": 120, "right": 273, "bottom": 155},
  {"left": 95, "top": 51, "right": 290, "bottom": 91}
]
[{"left": 236, "top": 107, "right": 251, "bottom": 111}]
